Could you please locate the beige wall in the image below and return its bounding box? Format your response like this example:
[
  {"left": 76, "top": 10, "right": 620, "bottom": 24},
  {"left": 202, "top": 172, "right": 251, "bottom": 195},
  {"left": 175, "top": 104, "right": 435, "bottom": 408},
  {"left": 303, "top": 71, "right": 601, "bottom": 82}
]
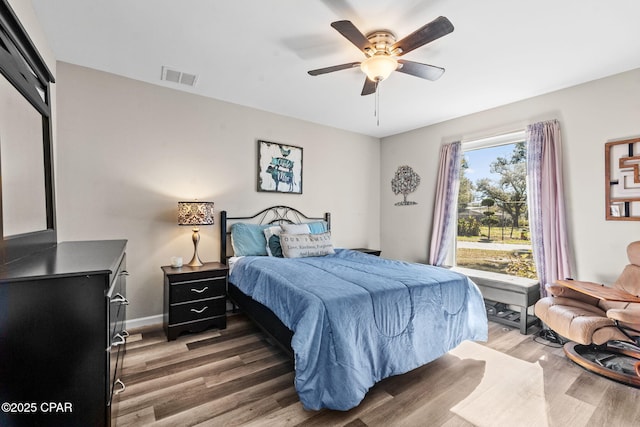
[
  {"left": 55, "top": 62, "right": 380, "bottom": 321},
  {"left": 381, "top": 68, "right": 640, "bottom": 285}
]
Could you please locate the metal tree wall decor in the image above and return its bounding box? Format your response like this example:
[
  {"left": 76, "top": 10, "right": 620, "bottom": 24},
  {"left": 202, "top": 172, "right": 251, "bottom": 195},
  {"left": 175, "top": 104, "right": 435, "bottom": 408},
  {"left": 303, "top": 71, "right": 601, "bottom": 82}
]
[{"left": 391, "top": 165, "right": 421, "bottom": 206}]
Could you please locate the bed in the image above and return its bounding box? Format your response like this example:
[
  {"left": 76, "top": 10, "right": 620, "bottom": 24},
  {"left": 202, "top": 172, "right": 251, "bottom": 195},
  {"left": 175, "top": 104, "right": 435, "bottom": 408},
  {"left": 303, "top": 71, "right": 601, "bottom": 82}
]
[{"left": 220, "top": 206, "right": 488, "bottom": 411}]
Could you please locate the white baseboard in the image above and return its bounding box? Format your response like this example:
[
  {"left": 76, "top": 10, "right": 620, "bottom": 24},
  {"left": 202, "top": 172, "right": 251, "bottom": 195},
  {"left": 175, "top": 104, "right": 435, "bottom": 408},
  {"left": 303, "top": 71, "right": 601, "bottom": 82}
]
[{"left": 126, "top": 314, "right": 162, "bottom": 330}]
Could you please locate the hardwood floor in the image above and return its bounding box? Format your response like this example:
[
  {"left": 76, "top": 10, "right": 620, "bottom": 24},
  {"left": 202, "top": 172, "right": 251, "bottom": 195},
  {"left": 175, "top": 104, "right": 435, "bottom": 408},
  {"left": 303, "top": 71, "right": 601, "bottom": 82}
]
[{"left": 115, "top": 314, "right": 640, "bottom": 426}]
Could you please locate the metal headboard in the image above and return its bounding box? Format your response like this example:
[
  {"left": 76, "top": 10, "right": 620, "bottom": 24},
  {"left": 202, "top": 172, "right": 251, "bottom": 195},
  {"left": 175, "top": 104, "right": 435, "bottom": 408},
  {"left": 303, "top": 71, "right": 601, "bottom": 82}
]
[{"left": 220, "top": 205, "right": 331, "bottom": 264}]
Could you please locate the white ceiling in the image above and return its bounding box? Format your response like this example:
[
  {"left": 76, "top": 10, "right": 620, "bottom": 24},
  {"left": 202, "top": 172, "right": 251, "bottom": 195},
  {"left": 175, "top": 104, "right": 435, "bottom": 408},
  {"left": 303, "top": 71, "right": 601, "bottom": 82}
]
[{"left": 31, "top": 0, "right": 640, "bottom": 138}]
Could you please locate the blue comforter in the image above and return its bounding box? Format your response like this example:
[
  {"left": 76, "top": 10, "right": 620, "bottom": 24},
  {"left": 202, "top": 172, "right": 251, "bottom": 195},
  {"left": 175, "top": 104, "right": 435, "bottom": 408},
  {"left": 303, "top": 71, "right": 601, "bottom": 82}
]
[{"left": 229, "top": 249, "right": 487, "bottom": 410}]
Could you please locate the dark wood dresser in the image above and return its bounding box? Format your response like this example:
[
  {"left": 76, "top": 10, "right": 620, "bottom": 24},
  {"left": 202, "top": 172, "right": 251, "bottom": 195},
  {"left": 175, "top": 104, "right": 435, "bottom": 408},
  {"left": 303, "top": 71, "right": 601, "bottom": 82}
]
[{"left": 0, "top": 240, "right": 128, "bottom": 426}]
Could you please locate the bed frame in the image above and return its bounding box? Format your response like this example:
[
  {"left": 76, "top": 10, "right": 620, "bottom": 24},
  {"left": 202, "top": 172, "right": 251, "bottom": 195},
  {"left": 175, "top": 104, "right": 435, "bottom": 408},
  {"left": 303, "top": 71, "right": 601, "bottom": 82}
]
[{"left": 219, "top": 206, "right": 331, "bottom": 358}]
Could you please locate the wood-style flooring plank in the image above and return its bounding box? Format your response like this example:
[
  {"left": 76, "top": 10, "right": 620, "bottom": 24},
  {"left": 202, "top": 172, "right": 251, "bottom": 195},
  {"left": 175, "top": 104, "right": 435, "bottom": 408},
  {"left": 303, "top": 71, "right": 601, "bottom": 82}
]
[
  {"left": 150, "top": 372, "right": 295, "bottom": 427},
  {"left": 358, "top": 356, "right": 485, "bottom": 427},
  {"left": 155, "top": 361, "right": 293, "bottom": 420},
  {"left": 293, "top": 388, "right": 393, "bottom": 427},
  {"left": 586, "top": 382, "right": 640, "bottom": 426},
  {"left": 114, "top": 406, "right": 156, "bottom": 427}
]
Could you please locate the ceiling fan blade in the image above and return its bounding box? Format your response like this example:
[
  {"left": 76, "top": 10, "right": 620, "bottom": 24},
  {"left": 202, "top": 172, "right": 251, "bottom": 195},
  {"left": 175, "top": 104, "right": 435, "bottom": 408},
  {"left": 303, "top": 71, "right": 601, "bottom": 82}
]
[
  {"left": 392, "top": 16, "right": 454, "bottom": 56},
  {"left": 361, "top": 77, "right": 377, "bottom": 96},
  {"left": 308, "top": 62, "right": 361, "bottom": 76},
  {"left": 397, "top": 60, "right": 445, "bottom": 81},
  {"left": 331, "top": 20, "right": 372, "bottom": 53}
]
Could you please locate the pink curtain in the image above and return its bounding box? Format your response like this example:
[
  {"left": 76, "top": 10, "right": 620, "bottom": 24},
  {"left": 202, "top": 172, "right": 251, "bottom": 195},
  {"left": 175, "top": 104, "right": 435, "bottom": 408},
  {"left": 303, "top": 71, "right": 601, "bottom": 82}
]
[
  {"left": 429, "top": 141, "right": 461, "bottom": 266},
  {"left": 526, "top": 120, "right": 573, "bottom": 297}
]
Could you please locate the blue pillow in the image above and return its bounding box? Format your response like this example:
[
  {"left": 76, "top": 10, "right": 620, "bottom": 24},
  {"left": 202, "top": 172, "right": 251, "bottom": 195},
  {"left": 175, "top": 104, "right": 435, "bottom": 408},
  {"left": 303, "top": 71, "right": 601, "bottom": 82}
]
[
  {"left": 308, "top": 221, "right": 328, "bottom": 234},
  {"left": 231, "top": 223, "right": 271, "bottom": 256}
]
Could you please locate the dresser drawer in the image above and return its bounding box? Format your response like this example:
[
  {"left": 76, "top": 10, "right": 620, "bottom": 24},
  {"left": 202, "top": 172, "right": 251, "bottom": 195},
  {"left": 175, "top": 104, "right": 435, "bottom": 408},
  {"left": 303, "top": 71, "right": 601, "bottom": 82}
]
[
  {"left": 108, "top": 339, "right": 126, "bottom": 404},
  {"left": 109, "top": 290, "right": 127, "bottom": 340},
  {"left": 170, "top": 297, "right": 226, "bottom": 324},
  {"left": 170, "top": 276, "right": 226, "bottom": 304}
]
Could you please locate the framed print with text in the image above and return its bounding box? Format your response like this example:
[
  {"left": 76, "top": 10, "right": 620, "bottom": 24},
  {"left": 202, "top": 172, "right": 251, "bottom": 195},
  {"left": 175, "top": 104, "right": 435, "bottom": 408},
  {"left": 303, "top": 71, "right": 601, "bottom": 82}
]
[{"left": 257, "top": 140, "right": 303, "bottom": 194}]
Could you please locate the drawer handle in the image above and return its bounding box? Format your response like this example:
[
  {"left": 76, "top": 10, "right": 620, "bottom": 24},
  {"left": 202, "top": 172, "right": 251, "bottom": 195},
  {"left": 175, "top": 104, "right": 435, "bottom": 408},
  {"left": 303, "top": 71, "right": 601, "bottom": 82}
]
[
  {"left": 110, "top": 333, "right": 127, "bottom": 348},
  {"left": 191, "top": 286, "right": 209, "bottom": 294},
  {"left": 120, "top": 270, "right": 130, "bottom": 277},
  {"left": 111, "top": 293, "right": 129, "bottom": 305},
  {"left": 114, "top": 379, "right": 126, "bottom": 394},
  {"left": 190, "top": 306, "right": 208, "bottom": 314}
]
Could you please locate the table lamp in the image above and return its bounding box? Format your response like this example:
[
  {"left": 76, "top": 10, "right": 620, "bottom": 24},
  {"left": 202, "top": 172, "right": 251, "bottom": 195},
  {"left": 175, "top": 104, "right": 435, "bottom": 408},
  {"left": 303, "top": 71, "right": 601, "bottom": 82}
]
[{"left": 177, "top": 201, "right": 215, "bottom": 267}]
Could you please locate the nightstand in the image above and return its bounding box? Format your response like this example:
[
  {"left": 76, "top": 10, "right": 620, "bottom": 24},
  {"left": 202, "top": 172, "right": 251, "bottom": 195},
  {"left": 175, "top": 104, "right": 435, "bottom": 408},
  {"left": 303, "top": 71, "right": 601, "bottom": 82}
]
[
  {"left": 162, "top": 262, "right": 228, "bottom": 341},
  {"left": 351, "top": 248, "right": 381, "bottom": 256}
]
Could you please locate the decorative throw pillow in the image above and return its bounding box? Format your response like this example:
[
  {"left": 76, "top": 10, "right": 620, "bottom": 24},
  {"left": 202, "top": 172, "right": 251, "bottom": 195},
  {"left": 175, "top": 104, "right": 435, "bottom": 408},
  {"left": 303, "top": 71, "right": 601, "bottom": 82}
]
[
  {"left": 280, "top": 232, "right": 335, "bottom": 258},
  {"left": 230, "top": 223, "right": 270, "bottom": 256},
  {"left": 263, "top": 226, "right": 283, "bottom": 257}
]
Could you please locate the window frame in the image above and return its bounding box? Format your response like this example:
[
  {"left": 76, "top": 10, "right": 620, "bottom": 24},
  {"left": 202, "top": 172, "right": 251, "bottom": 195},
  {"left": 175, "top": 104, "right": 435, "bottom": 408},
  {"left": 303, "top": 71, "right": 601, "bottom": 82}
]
[{"left": 448, "top": 130, "right": 529, "bottom": 278}]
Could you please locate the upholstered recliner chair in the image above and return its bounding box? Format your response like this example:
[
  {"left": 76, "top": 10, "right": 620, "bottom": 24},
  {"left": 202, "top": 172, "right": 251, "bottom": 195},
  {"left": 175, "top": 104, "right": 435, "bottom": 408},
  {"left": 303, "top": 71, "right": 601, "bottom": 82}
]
[{"left": 535, "top": 241, "right": 640, "bottom": 386}]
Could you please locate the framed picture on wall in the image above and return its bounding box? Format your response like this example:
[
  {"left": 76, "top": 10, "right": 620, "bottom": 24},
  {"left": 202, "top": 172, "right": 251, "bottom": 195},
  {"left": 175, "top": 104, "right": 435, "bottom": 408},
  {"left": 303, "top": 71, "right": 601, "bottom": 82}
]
[
  {"left": 257, "top": 140, "right": 303, "bottom": 194},
  {"left": 605, "top": 137, "right": 640, "bottom": 220}
]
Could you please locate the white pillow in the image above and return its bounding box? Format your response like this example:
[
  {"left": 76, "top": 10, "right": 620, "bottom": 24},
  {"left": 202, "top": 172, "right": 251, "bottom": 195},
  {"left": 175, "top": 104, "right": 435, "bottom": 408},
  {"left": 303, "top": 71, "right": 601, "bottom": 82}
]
[
  {"left": 281, "top": 223, "right": 311, "bottom": 234},
  {"left": 280, "top": 232, "right": 335, "bottom": 258}
]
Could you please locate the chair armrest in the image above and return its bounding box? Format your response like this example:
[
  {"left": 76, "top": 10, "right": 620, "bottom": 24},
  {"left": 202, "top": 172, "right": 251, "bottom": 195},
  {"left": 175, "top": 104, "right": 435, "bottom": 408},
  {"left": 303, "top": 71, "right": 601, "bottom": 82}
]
[
  {"left": 607, "top": 304, "right": 640, "bottom": 325},
  {"left": 547, "top": 282, "right": 600, "bottom": 305}
]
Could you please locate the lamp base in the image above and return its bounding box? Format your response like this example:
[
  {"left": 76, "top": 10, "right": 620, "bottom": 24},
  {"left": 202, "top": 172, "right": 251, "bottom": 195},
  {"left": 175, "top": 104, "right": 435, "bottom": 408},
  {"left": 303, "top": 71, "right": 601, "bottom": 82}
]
[
  {"left": 186, "top": 254, "right": 204, "bottom": 267},
  {"left": 187, "top": 227, "right": 204, "bottom": 267}
]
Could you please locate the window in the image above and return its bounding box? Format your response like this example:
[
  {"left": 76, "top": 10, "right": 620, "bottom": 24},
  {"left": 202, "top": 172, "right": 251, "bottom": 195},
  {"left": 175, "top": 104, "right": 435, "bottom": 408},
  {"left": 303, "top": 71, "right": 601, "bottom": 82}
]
[{"left": 454, "top": 131, "right": 537, "bottom": 279}]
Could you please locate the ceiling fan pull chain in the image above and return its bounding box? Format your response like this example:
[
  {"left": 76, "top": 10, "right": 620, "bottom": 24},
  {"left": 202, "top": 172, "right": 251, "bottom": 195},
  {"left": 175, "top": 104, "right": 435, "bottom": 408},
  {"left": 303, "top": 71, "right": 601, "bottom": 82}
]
[
  {"left": 372, "top": 80, "right": 377, "bottom": 118},
  {"left": 376, "top": 81, "right": 380, "bottom": 126}
]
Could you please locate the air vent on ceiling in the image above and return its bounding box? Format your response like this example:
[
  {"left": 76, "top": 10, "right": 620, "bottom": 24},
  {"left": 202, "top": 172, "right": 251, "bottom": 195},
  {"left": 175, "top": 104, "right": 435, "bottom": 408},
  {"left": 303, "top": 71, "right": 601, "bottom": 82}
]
[{"left": 161, "top": 66, "right": 198, "bottom": 87}]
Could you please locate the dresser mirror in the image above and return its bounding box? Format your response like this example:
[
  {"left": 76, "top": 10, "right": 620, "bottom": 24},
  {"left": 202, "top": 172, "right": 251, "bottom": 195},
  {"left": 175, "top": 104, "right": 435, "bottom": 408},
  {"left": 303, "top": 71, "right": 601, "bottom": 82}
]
[
  {"left": 0, "top": 0, "right": 56, "bottom": 263},
  {"left": 0, "top": 75, "right": 48, "bottom": 236}
]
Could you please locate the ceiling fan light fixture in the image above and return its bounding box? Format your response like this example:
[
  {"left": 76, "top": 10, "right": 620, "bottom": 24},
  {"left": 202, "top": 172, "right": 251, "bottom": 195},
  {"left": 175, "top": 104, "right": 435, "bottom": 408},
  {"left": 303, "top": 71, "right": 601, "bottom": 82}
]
[{"left": 360, "top": 55, "right": 398, "bottom": 82}]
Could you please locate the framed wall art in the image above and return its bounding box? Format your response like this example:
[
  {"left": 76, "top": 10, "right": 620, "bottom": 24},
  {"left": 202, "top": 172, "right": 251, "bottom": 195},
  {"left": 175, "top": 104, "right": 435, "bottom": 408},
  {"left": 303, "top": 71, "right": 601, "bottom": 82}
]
[
  {"left": 605, "top": 137, "right": 640, "bottom": 220},
  {"left": 257, "top": 140, "right": 303, "bottom": 194}
]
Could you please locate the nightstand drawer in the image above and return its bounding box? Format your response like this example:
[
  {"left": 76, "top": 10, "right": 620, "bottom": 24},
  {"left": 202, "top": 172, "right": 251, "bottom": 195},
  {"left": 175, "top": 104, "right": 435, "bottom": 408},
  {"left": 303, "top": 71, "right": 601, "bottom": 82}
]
[
  {"left": 170, "top": 276, "right": 226, "bottom": 304},
  {"left": 170, "top": 297, "right": 226, "bottom": 324}
]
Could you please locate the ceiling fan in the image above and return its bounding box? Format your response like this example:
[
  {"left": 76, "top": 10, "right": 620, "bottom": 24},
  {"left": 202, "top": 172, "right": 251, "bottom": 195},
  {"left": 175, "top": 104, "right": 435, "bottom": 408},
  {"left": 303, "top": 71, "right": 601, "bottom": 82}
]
[{"left": 308, "top": 16, "right": 454, "bottom": 96}]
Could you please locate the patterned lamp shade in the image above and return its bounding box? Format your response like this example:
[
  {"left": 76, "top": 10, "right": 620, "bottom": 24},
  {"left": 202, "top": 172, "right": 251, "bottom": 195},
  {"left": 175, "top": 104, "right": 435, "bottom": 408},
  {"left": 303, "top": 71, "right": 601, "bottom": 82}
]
[{"left": 177, "top": 201, "right": 215, "bottom": 226}]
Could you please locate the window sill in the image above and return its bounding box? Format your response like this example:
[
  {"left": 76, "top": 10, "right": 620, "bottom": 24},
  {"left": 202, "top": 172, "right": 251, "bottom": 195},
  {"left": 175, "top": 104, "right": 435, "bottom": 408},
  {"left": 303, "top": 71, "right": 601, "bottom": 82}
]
[{"left": 451, "top": 266, "right": 538, "bottom": 288}]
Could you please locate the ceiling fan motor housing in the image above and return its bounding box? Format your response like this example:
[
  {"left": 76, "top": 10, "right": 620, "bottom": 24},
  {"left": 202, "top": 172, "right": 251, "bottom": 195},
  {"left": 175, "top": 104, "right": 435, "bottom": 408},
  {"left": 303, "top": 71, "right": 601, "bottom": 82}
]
[
  {"left": 360, "top": 31, "right": 402, "bottom": 81},
  {"left": 364, "top": 30, "right": 401, "bottom": 57}
]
